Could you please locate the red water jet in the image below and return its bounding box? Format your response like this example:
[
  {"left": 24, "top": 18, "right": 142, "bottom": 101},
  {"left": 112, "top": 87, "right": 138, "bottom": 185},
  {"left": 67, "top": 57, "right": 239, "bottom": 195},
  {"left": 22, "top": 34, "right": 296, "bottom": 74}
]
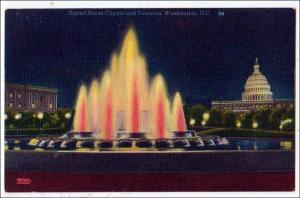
[
  {"left": 131, "top": 74, "right": 140, "bottom": 132},
  {"left": 156, "top": 93, "right": 165, "bottom": 139}
]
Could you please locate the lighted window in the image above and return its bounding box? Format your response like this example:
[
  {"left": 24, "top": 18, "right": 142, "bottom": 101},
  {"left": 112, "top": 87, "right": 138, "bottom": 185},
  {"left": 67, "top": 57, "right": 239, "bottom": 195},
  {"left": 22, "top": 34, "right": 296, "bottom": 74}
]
[
  {"left": 9, "top": 103, "right": 13, "bottom": 107},
  {"left": 9, "top": 93, "right": 13, "bottom": 98},
  {"left": 18, "top": 104, "right": 21, "bottom": 108},
  {"left": 49, "top": 103, "right": 53, "bottom": 109},
  {"left": 18, "top": 94, "right": 21, "bottom": 98},
  {"left": 32, "top": 103, "right": 36, "bottom": 108}
]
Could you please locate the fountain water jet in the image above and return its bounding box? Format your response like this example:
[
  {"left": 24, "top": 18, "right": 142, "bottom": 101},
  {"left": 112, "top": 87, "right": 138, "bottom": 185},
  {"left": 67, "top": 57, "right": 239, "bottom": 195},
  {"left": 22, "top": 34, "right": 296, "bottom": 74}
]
[
  {"left": 88, "top": 80, "right": 100, "bottom": 135},
  {"left": 72, "top": 27, "right": 186, "bottom": 141},
  {"left": 171, "top": 92, "right": 187, "bottom": 132},
  {"left": 99, "top": 71, "right": 114, "bottom": 141},
  {"left": 73, "top": 85, "right": 89, "bottom": 132},
  {"left": 150, "top": 74, "right": 171, "bottom": 139}
]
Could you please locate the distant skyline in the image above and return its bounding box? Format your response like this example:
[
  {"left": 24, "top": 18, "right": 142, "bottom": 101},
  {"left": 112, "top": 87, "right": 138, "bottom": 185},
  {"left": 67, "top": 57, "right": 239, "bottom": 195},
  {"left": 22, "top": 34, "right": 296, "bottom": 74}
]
[{"left": 5, "top": 9, "right": 295, "bottom": 108}]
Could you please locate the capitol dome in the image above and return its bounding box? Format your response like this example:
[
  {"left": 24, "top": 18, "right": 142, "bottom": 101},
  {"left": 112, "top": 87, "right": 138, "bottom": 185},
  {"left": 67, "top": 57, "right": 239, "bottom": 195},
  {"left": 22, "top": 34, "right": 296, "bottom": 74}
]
[{"left": 242, "top": 58, "right": 273, "bottom": 101}]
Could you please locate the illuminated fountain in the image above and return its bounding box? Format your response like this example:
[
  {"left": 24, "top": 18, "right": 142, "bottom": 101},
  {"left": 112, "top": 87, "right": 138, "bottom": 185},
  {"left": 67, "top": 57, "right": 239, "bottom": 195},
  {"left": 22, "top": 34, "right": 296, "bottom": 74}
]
[
  {"left": 73, "top": 85, "right": 89, "bottom": 133},
  {"left": 171, "top": 92, "right": 186, "bottom": 132},
  {"left": 88, "top": 80, "right": 100, "bottom": 136},
  {"left": 171, "top": 92, "right": 189, "bottom": 148},
  {"left": 72, "top": 27, "right": 187, "bottom": 145}
]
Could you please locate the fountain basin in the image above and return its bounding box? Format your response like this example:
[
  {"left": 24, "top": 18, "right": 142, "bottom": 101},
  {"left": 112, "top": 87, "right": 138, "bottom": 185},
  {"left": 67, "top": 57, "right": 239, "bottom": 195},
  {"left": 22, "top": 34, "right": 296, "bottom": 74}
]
[
  {"left": 60, "top": 140, "right": 77, "bottom": 150},
  {"left": 136, "top": 139, "right": 153, "bottom": 148},
  {"left": 117, "top": 139, "right": 132, "bottom": 148},
  {"left": 129, "top": 132, "right": 146, "bottom": 139},
  {"left": 155, "top": 139, "right": 170, "bottom": 149},
  {"left": 77, "top": 140, "right": 95, "bottom": 148},
  {"left": 173, "top": 138, "right": 189, "bottom": 148},
  {"left": 99, "top": 140, "right": 113, "bottom": 148}
]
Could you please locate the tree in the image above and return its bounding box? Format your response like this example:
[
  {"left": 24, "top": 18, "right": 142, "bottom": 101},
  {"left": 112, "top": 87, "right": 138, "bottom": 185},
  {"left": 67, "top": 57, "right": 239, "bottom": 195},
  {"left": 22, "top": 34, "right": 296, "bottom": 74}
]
[
  {"left": 183, "top": 104, "right": 191, "bottom": 126},
  {"left": 253, "top": 108, "right": 272, "bottom": 129},
  {"left": 224, "top": 110, "right": 236, "bottom": 128},
  {"left": 208, "top": 108, "right": 223, "bottom": 127},
  {"left": 189, "top": 104, "right": 207, "bottom": 125},
  {"left": 281, "top": 106, "right": 295, "bottom": 131},
  {"left": 241, "top": 111, "right": 253, "bottom": 129},
  {"left": 5, "top": 109, "right": 17, "bottom": 129},
  {"left": 269, "top": 107, "right": 287, "bottom": 130}
]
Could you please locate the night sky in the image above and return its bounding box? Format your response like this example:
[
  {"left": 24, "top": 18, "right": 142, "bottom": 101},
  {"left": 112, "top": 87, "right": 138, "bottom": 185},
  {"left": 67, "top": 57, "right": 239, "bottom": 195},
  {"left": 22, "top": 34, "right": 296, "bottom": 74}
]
[{"left": 5, "top": 9, "right": 295, "bottom": 108}]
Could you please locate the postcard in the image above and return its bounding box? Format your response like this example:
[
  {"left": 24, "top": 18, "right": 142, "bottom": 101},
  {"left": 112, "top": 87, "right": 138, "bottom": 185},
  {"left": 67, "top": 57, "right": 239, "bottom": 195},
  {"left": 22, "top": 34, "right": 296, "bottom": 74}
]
[{"left": 1, "top": 1, "right": 298, "bottom": 197}]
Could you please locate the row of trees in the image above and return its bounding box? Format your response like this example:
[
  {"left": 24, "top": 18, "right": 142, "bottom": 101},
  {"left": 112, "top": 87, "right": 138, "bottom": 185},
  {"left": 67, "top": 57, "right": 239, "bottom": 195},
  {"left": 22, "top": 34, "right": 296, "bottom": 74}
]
[
  {"left": 5, "top": 104, "right": 295, "bottom": 132},
  {"left": 5, "top": 108, "right": 74, "bottom": 131},
  {"left": 184, "top": 104, "right": 295, "bottom": 131}
]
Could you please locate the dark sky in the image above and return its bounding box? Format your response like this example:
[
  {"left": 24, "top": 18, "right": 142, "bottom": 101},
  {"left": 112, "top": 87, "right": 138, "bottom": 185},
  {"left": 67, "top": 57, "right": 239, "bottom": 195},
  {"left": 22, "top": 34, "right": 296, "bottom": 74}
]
[{"left": 5, "top": 9, "right": 295, "bottom": 108}]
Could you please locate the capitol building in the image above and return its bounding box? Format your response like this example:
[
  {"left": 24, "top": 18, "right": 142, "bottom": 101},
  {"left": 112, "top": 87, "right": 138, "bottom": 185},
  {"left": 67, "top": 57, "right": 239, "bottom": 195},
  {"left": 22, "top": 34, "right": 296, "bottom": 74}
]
[{"left": 212, "top": 58, "right": 294, "bottom": 113}]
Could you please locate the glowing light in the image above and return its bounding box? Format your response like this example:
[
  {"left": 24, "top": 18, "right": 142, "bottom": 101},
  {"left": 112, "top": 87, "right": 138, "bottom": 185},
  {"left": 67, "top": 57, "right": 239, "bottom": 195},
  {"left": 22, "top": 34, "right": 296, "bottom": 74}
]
[
  {"left": 14, "top": 114, "right": 21, "bottom": 120},
  {"left": 236, "top": 120, "right": 241, "bottom": 128},
  {"left": 171, "top": 92, "right": 186, "bottom": 131},
  {"left": 203, "top": 112, "right": 210, "bottom": 122},
  {"left": 201, "top": 120, "right": 206, "bottom": 126},
  {"left": 280, "top": 119, "right": 292, "bottom": 126},
  {"left": 65, "top": 112, "right": 71, "bottom": 119},
  {"left": 4, "top": 114, "right": 7, "bottom": 120},
  {"left": 189, "top": 118, "right": 195, "bottom": 126},
  {"left": 37, "top": 112, "right": 44, "bottom": 120},
  {"left": 252, "top": 121, "right": 258, "bottom": 129}
]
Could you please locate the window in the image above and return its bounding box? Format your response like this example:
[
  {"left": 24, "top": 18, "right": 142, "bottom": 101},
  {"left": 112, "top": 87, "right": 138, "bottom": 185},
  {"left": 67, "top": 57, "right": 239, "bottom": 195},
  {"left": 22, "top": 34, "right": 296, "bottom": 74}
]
[
  {"left": 18, "top": 93, "right": 21, "bottom": 98},
  {"left": 49, "top": 103, "right": 53, "bottom": 109},
  {"left": 32, "top": 103, "right": 36, "bottom": 108},
  {"left": 18, "top": 104, "right": 21, "bottom": 108},
  {"left": 9, "top": 103, "right": 13, "bottom": 107},
  {"left": 9, "top": 93, "right": 13, "bottom": 98}
]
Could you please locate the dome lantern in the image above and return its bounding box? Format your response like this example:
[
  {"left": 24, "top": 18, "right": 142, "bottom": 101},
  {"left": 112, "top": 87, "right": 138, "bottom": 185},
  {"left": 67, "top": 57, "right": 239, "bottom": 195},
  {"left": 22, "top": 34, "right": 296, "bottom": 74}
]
[{"left": 254, "top": 57, "right": 260, "bottom": 73}]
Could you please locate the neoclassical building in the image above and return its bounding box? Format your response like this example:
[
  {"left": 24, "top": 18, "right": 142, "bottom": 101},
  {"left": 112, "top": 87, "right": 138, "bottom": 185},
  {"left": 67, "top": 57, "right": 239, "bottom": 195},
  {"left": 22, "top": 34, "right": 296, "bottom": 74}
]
[
  {"left": 212, "top": 58, "right": 294, "bottom": 112},
  {"left": 5, "top": 83, "right": 58, "bottom": 112}
]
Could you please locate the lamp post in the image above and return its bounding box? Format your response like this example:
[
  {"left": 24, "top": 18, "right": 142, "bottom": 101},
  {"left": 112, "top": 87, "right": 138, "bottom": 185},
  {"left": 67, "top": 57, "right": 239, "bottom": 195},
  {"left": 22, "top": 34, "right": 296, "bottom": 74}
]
[
  {"left": 202, "top": 112, "right": 210, "bottom": 130},
  {"left": 236, "top": 120, "right": 241, "bottom": 128},
  {"left": 201, "top": 120, "right": 206, "bottom": 130},
  {"left": 252, "top": 121, "right": 258, "bottom": 129},
  {"left": 65, "top": 112, "right": 72, "bottom": 131},
  {"left": 14, "top": 113, "right": 21, "bottom": 136},
  {"left": 37, "top": 112, "right": 44, "bottom": 134},
  {"left": 189, "top": 118, "right": 195, "bottom": 131}
]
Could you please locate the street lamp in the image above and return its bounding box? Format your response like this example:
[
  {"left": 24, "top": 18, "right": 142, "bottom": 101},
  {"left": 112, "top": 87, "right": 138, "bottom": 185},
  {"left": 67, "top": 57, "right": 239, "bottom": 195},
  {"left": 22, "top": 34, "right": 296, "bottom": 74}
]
[
  {"left": 252, "top": 121, "right": 258, "bottom": 129},
  {"left": 189, "top": 118, "right": 195, "bottom": 131},
  {"left": 236, "top": 120, "right": 241, "bottom": 128},
  {"left": 65, "top": 112, "right": 72, "bottom": 131},
  {"left": 203, "top": 112, "right": 210, "bottom": 122},
  {"left": 14, "top": 113, "right": 21, "bottom": 135},
  {"left": 65, "top": 112, "right": 71, "bottom": 119},
  {"left": 37, "top": 112, "right": 44, "bottom": 134},
  {"left": 201, "top": 120, "right": 206, "bottom": 130}
]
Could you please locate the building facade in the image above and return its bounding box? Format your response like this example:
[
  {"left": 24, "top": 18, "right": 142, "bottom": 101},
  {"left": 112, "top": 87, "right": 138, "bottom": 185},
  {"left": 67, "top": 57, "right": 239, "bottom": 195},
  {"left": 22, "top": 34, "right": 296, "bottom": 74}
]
[
  {"left": 212, "top": 58, "right": 294, "bottom": 112},
  {"left": 5, "top": 83, "right": 58, "bottom": 112}
]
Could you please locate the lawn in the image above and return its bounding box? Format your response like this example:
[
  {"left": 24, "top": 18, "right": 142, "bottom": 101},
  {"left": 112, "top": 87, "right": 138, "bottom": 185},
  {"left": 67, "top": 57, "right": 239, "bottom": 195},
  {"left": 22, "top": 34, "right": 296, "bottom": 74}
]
[{"left": 198, "top": 128, "right": 295, "bottom": 139}]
